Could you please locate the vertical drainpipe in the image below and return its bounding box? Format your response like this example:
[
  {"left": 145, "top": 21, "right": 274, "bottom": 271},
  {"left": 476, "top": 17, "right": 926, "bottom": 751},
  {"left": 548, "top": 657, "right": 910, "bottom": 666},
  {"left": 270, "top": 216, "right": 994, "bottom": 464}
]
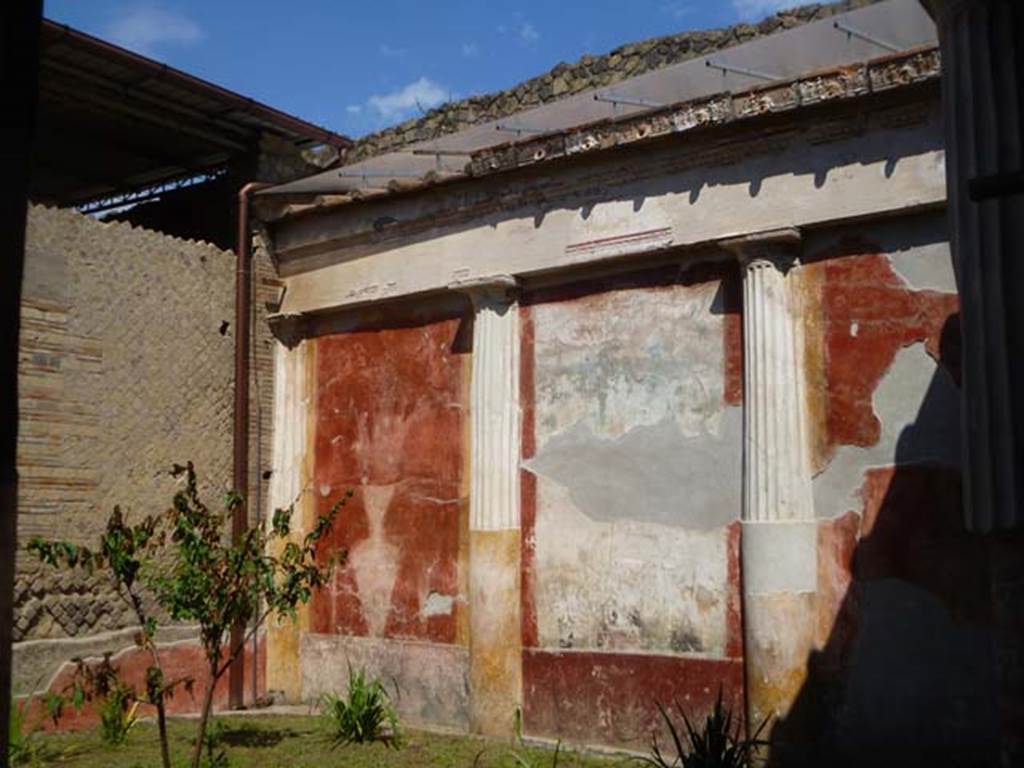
[{"left": 230, "top": 181, "right": 269, "bottom": 709}]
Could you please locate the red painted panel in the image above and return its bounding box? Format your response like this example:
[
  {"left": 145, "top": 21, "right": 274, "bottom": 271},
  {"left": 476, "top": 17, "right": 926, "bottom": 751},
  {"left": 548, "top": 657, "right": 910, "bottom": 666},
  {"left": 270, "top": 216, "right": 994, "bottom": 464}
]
[
  {"left": 816, "top": 242, "right": 958, "bottom": 452},
  {"left": 725, "top": 520, "right": 744, "bottom": 659},
  {"left": 721, "top": 264, "right": 744, "bottom": 407},
  {"left": 523, "top": 649, "right": 744, "bottom": 749},
  {"left": 519, "top": 304, "right": 539, "bottom": 649},
  {"left": 311, "top": 313, "right": 467, "bottom": 643},
  {"left": 815, "top": 511, "right": 861, "bottom": 673}
]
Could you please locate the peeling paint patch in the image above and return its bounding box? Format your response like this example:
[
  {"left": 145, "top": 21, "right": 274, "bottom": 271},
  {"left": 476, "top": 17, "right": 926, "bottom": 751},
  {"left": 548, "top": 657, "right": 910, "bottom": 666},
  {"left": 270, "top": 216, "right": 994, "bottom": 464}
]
[
  {"left": 422, "top": 592, "right": 455, "bottom": 617},
  {"left": 813, "top": 343, "right": 961, "bottom": 520},
  {"left": 525, "top": 410, "right": 741, "bottom": 529},
  {"left": 808, "top": 243, "right": 958, "bottom": 453}
]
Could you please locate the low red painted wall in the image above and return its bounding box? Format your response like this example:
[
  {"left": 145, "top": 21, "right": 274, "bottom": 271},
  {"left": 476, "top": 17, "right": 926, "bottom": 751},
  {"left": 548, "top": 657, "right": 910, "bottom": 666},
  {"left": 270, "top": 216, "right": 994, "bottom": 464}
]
[{"left": 20, "top": 635, "right": 265, "bottom": 733}]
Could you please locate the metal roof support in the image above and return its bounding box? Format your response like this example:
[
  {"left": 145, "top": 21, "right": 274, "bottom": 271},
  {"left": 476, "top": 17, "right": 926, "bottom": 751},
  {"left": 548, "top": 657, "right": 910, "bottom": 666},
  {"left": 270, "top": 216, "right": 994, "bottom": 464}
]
[
  {"left": 409, "top": 149, "right": 475, "bottom": 156},
  {"left": 832, "top": 20, "right": 900, "bottom": 52},
  {"left": 705, "top": 58, "right": 779, "bottom": 82},
  {"left": 495, "top": 122, "right": 547, "bottom": 137},
  {"left": 77, "top": 170, "right": 227, "bottom": 214},
  {"left": 593, "top": 90, "right": 666, "bottom": 115},
  {"left": 337, "top": 171, "right": 428, "bottom": 179}
]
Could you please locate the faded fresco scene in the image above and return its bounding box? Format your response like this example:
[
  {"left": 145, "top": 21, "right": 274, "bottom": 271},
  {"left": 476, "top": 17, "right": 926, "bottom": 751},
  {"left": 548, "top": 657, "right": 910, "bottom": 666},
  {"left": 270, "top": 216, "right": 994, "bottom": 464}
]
[{"left": 3, "top": 0, "right": 1023, "bottom": 766}]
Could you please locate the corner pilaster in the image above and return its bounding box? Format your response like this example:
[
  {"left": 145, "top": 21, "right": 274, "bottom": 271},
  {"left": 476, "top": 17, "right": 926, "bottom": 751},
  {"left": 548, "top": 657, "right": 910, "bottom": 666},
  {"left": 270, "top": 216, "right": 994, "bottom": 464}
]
[{"left": 265, "top": 335, "right": 316, "bottom": 702}]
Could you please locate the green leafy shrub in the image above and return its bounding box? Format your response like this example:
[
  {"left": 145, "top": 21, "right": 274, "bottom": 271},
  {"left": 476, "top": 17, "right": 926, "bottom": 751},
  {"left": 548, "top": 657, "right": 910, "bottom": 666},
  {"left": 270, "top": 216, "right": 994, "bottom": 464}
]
[
  {"left": 640, "top": 690, "right": 767, "bottom": 768},
  {"left": 200, "top": 719, "right": 228, "bottom": 768},
  {"left": 8, "top": 697, "right": 32, "bottom": 766},
  {"left": 98, "top": 682, "right": 139, "bottom": 746},
  {"left": 7, "top": 694, "right": 64, "bottom": 768},
  {"left": 42, "top": 653, "right": 140, "bottom": 747},
  {"left": 28, "top": 462, "right": 346, "bottom": 768},
  {"left": 321, "top": 667, "right": 400, "bottom": 748}
]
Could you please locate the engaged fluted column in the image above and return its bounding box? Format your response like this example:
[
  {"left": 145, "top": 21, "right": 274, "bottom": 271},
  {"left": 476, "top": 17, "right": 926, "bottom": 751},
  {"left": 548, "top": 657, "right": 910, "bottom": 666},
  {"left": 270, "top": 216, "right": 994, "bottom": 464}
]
[
  {"left": 455, "top": 275, "right": 523, "bottom": 737},
  {"left": 723, "top": 229, "right": 817, "bottom": 735}
]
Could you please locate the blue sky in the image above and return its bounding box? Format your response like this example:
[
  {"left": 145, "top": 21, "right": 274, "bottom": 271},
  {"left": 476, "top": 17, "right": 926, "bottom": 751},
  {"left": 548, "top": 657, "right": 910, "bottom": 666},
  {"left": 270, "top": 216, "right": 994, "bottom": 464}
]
[{"left": 44, "top": 0, "right": 797, "bottom": 138}]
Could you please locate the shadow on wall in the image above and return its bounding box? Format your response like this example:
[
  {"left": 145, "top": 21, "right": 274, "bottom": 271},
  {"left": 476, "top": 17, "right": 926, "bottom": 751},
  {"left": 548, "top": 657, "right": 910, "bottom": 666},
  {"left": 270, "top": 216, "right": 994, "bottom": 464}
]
[{"left": 768, "top": 315, "right": 1001, "bottom": 768}]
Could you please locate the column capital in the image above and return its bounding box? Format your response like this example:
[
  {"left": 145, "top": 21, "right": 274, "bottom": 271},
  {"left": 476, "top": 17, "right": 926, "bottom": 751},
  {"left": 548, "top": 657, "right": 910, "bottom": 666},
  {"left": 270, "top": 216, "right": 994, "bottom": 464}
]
[
  {"left": 267, "top": 312, "right": 307, "bottom": 349},
  {"left": 448, "top": 274, "right": 519, "bottom": 309},
  {"left": 720, "top": 227, "right": 802, "bottom": 270}
]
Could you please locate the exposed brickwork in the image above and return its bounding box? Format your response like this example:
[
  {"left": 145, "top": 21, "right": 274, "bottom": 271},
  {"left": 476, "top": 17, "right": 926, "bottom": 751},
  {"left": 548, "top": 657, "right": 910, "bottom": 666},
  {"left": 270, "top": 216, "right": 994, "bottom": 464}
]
[
  {"left": 349, "top": 1, "right": 879, "bottom": 162},
  {"left": 15, "top": 205, "right": 274, "bottom": 642}
]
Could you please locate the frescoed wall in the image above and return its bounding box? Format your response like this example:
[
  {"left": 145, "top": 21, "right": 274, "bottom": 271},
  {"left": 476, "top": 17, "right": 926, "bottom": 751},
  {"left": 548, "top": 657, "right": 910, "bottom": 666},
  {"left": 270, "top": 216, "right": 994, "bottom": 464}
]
[
  {"left": 786, "top": 215, "right": 997, "bottom": 765},
  {"left": 519, "top": 262, "right": 745, "bottom": 748},
  {"left": 302, "top": 305, "right": 472, "bottom": 728}
]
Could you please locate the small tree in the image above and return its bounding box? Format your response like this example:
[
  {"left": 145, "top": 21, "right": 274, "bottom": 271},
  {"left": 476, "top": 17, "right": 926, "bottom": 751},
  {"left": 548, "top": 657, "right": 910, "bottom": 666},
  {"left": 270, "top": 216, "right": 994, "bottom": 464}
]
[{"left": 28, "top": 462, "right": 345, "bottom": 768}]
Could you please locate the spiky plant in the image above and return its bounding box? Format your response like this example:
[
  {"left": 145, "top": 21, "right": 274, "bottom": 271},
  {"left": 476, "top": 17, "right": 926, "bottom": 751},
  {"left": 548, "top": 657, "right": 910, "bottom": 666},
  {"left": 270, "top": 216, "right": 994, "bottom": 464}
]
[
  {"left": 321, "top": 667, "right": 400, "bottom": 748},
  {"left": 641, "top": 689, "right": 768, "bottom": 768}
]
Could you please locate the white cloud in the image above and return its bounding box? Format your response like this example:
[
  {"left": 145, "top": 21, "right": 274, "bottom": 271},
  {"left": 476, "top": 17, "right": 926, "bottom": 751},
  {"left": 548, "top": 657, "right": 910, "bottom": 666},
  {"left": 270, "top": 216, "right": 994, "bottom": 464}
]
[
  {"left": 519, "top": 23, "right": 539, "bottom": 44},
  {"left": 378, "top": 43, "right": 407, "bottom": 58},
  {"left": 367, "top": 77, "right": 449, "bottom": 121},
  {"left": 105, "top": 4, "right": 203, "bottom": 56},
  {"left": 731, "top": 0, "right": 793, "bottom": 20},
  {"left": 661, "top": 2, "right": 695, "bottom": 20},
  {"left": 497, "top": 20, "right": 539, "bottom": 45},
  {"left": 345, "top": 104, "right": 362, "bottom": 115},
  {"left": 461, "top": 42, "right": 480, "bottom": 58}
]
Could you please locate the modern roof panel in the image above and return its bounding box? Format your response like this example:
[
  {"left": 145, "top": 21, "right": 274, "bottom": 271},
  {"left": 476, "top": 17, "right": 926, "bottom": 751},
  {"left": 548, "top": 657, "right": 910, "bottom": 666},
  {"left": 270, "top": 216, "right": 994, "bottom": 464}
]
[
  {"left": 264, "top": 0, "right": 935, "bottom": 198},
  {"left": 31, "top": 19, "right": 352, "bottom": 207}
]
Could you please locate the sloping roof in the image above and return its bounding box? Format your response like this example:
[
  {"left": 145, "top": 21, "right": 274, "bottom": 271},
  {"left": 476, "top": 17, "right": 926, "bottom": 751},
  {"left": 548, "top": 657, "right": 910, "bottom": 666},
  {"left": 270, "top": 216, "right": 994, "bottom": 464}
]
[
  {"left": 31, "top": 20, "right": 351, "bottom": 208},
  {"left": 349, "top": 0, "right": 881, "bottom": 162},
  {"left": 263, "top": 0, "right": 936, "bottom": 201}
]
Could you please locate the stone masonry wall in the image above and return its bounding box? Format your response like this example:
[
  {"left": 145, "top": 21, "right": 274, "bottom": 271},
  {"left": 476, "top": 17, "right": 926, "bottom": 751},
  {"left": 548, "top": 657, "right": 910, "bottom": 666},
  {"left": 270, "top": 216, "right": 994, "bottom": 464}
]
[
  {"left": 14, "top": 205, "right": 273, "bottom": 653},
  {"left": 349, "top": 0, "right": 878, "bottom": 161}
]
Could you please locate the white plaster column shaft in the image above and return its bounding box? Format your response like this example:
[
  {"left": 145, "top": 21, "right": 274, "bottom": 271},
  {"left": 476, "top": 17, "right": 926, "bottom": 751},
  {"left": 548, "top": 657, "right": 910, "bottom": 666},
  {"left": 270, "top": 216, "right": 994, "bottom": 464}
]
[
  {"left": 740, "top": 242, "right": 814, "bottom": 524},
  {"left": 268, "top": 339, "right": 307, "bottom": 515},
  {"left": 465, "top": 277, "right": 521, "bottom": 531},
  {"left": 455, "top": 275, "right": 523, "bottom": 736},
  {"left": 724, "top": 228, "right": 818, "bottom": 741}
]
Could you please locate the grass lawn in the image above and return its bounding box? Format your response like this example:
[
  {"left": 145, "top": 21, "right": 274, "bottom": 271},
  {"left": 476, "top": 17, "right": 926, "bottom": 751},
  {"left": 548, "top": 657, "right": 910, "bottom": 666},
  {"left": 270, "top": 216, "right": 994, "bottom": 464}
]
[{"left": 22, "top": 714, "right": 631, "bottom": 767}]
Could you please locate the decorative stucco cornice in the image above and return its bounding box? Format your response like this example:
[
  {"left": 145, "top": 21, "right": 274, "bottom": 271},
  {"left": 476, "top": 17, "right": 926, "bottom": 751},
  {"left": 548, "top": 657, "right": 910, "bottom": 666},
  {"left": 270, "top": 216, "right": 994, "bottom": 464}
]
[{"left": 465, "top": 46, "right": 939, "bottom": 177}]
